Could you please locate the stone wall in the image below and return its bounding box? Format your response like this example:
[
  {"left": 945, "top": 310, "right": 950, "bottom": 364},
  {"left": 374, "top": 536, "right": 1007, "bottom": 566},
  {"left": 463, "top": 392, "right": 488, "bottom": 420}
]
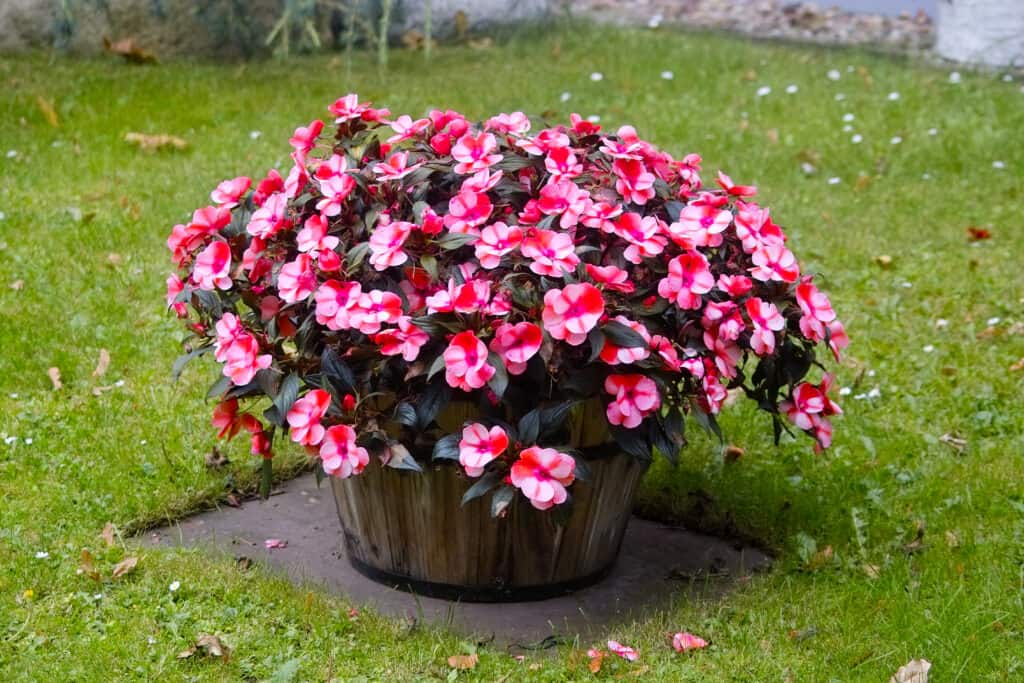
[
  {"left": 936, "top": 0, "right": 1024, "bottom": 67},
  {"left": 0, "top": 0, "right": 551, "bottom": 57}
]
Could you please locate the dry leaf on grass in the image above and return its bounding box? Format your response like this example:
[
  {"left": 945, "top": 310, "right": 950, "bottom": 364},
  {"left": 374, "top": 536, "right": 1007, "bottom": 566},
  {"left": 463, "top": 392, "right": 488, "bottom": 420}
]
[
  {"left": 723, "top": 445, "right": 744, "bottom": 462},
  {"left": 178, "top": 634, "right": 230, "bottom": 660},
  {"left": 447, "top": 653, "right": 478, "bottom": 670},
  {"left": 862, "top": 563, "right": 881, "bottom": 579},
  {"left": 938, "top": 433, "right": 967, "bottom": 453},
  {"left": 874, "top": 254, "right": 893, "bottom": 268},
  {"left": 204, "top": 447, "right": 229, "bottom": 469},
  {"left": 10, "top": 280, "right": 24, "bottom": 291},
  {"left": 78, "top": 549, "right": 101, "bottom": 581},
  {"left": 100, "top": 522, "right": 116, "bottom": 548},
  {"left": 125, "top": 132, "right": 187, "bottom": 152},
  {"left": 36, "top": 96, "right": 59, "bottom": 127},
  {"left": 47, "top": 367, "right": 62, "bottom": 390},
  {"left": 587, "top": 648, "right": 605, "bottom": 673},
  {"left": 945, "top": 530, "right": 960, "bottom": 548},
  {"left": 1010, "top": 358, "right": 1024, "bottom": 372},
  {"left": 889, "top": 658, "right": 931, "bottom": 683},
  {"left": 111, "top": 555, "right": 138, "bottom": 579},
  {"left": 966, "top": 226, "right": 992, "bottom": 241},
  {"left": 92, "top": 349, "right": 111, "bottom": 378},
  {"left": 102, "top": 37, "right": 158, "bottom": 64}
]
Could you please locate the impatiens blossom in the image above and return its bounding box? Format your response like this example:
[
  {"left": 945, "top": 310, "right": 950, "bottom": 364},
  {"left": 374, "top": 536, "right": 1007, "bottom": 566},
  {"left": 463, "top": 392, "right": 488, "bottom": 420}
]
[
  {"left": 750, "top": 242, "right": 799, "bottom": 283},
  {"left": 277, "top": 254, "right": 316, "bottom": 304},
  {"left": 670, "top": 199, "right": 732, "bottom": 248},
  {"left": 286, "top": 389, "right": 331, "bottom": 446},
  {"left": 192, "top": 241, "right": 232, "bottom": 291},
  {"left": 611, "top": 212, "right": 666, "bottom": 264},
  {"left": 329, "top": 93, "right": 387, "bottom": 123},
  {"left": 166, "top": 273, "right": 187, "bottom": 316},
  {"left": 716, "top": 170, "right": 757, "bottom": 197},
  {"left": 372, "top": 151, "right": 423, "bottom": 181},
  {"left": 445, "top": 189, "right": 492, "bottom": 233},
  {"left": 672, "top": 632, "right": 708, "bottom": 653},
  {"left": 372, "top": 317, "right": 429, "bottom": 361},
  {"left": 452, "top": 132, "right": 502, "bottom": 174},
  {"left": 745, "top": 297, "right": 785, "bottom": 355},
  {"left": 489, "top": 322, "right": 543, "bottom": 374},
  {"left": 796, "top": 277, "right": 836, "bottom": 341},
  {"left": 475, "top": 221, "right": 523, "bottom": 268},
  {"left": 314, "top": 280, "right": 362, "bottom": 330},
  {"left": 353, "top": 289, "right": 403, "bottom": 334},
  {"left": 386, "top": 114, "right": 430, "bottom": 143},
  {"left": 521, "top": 228, "right": 579, "bottom": 276},
  {"left": 542, "top": 283, "right": 604, "bottom": 346},
  {"left": 510, "top": 447, "right": 575, "bottom": 510},
  {"left": 485, "top": 111, "right": 531, "bottom": 135},
  {"left": 657, "top": 252, "right": 714, "bottom": 310},
  {"left": 443, "top": 331, "right": 495, "bottom": 392},
  {"left": 247, "top": 192, "right": 291, "bottom": 238},
  {"left": 612, "top": 158, "right": 656, "bottom": 205},
  {"left": 605, "top": 374, "right": 661, "bottom": 428},
  {"left": 458, "top": 423, "right": 509, "bottom": 476},
  {"left": 600, "top": 316, "right": 651, "bottom": 365},
  {"left": 296, "top": 213, "right": 340, "bottom": 258},
  {"left": 289, "top": 119, "right": 324, "bottom": 159},
  {"left": 537, "top": 179, "right": 588, "bottom": 228},
  {"left": 607, "top": 641, "right": 639, "bottom": 661},
  {"left": 211, "top": 176, "right": 251, "bottom": 208},
  {"left": 734, "top": 202, "right": 785, "bottom": 253},
  {"left": 544, "top": 146, "right": 583, "bottom": 179},
  {"left": 211, "top": 398, "right": 260, "bottom": 440},
  {"left": 319, "top": 424, "right": 369, "bottom": 478},
  {"left": 221, "top": 332, "right": 272, "bottom": 386},
  {"left": 585, "top": 264, "right": 634, "bottom": 293},
  {"left": 315, "top": 155, "right": 356, "bottom": 216},
  {"left": 779, "top": 375, "right": 842, "bottom": 451},
  {"left": 369, "top": 220, "right": 414, "bottom": 271},
  {"left": 717, "top": 273, "right": 753, "bottom": 297}
]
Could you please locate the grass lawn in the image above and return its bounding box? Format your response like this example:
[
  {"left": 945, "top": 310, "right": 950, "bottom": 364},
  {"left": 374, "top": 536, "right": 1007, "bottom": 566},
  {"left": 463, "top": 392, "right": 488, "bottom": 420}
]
[{"left": 2, "top": 21, "right": 1023, "bottom": 681}]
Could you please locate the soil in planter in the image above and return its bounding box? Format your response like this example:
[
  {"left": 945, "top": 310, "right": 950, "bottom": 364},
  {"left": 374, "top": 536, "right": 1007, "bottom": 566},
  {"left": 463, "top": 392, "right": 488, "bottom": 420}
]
[{"left": 142, "top": 473, "right": 771, "bottom": 642}]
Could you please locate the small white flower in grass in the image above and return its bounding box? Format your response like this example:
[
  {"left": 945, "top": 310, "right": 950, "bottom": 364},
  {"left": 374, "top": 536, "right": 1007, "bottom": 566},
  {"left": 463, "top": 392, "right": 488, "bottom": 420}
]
[
  {"left": 949, "top": 71, "right": 962, "bottom": 84},
  {"left": 987, "top": 316, "right": 1001, "bottom": 326},
  {"left": 1002, "top": 73, "right": 1014, "bottom": 82},
  {"left": 928, "top": 127, "right": 939, "bottom": 136},
  {"left": 169, "top": 580, "right": 181, "bottom": 592},
  {"left": 827, "top": 69, "right": 841, "bottom": 81},
  {"left": 922, "top": 173, "right": 932, "bottom": 180},
  {"left": 843, "top": 124, "right": 854, "bottom": 133},
  {"left": 0, "top": 211, "right": 5, "bottom": 220},
  {"left": 839, "top": 387, "right": 852, "bottom": 396},
  {"left": 93, "top": 593, "right": 103, "bottom": 601},
  {"left": 4, "top": 436, "right": 16, "bottom": 446},
  {"left": 756, "top": 85, "right": 772, "bottom": 97},
  {"left": 590, "top": 72, "right": 603, "bottom": 82},
  {"left": 35, "top": 551, "right": 49, "bottom": 559},
  {"left": 828, "top": 177, "right": 842, "bottom": 185},
  {"left": 648, "top": 13, "right": 663, "bottom": 29},
  {"left": 936, "top": 318, "right": 949, "bottom": 328},
  {"left": 140, "top": 439, "right": 147, "bottom": 445},
  {"left": 147, "top": 637, "right": 157, "bottom": 645},
  {"left": 559, "top": 91, "right": 571, "bottom": 103},
  {"left": 901, "top": 281, "right": 913, "bottom": 288},
  {"left": 847, "top": 65, "right": 855, "bottom": 72},
  {"left": 661, "top": 70, "right": 674, "bottom": 80},
  {"left": 786, "top": 84, "right": 798, "bottom": 94},
  {"left": 867, "top": 387, "right": 881, "bottom": 399},
  {"left": 993, "top": 160, "right": 1006, "bottom": 169},
  {"left": 249, "top": 131, "right": 261, "bottom": 140},
  {"left": 800, "top": 162, "right": 816, "bottom": 174},
  {"left": 9, "top": 393, "right": 17, "bottom": 399},
  {"left": 6, "top": 150, "right": 17, "bottom": 159},
  {"left": 114, "top": 379, "right": 125, "bottom": 387},
  {"left": 888, "top": 91, "right": 901, "bottom": 101},
  {"left": 923, "top": 345, "right": 935, "bottom": 353},
  {"left": 867, "top": 370, "right": 876, "bottom": 377},
  {"left": 890, "top": 136, "right": 902, "bottom": 145},
  {"left": 842, "top": 113, "right": 855, "bottom": 122},
  {"left": 587, "top": 115, "right": 601, "bottom": 123},
  {"left": 834, "top": 93, "right": 846, "bottom": 101},
  {"left": 851, "top": 134, "right": 863, "bottom": 144},
  {"left": 24, "top": 437, "right": 33, "bottom": 445}
]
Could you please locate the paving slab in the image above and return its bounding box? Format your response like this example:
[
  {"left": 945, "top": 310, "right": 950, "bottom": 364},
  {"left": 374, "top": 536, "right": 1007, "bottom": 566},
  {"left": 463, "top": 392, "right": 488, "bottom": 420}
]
[{"left": 142, "top": 473, "right": 770, "bottom": 643}]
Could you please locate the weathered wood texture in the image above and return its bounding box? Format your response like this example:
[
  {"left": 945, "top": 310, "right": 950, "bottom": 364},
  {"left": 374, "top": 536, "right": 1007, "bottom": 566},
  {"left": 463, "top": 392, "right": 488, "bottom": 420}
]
[{"left": 330, "top": 452, "right": 646, "bottom": 599}]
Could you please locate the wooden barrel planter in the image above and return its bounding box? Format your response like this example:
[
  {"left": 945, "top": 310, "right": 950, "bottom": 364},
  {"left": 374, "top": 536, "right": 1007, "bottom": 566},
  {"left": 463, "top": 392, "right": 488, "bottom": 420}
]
[{"left": 330, "top": 451, "right": 647, "bottom": 602}]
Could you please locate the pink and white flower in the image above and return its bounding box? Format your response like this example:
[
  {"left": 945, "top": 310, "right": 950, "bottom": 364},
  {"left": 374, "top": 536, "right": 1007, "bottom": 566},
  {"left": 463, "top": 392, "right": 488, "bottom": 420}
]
[
  {"left": 211, "top": 176, "right": 251, "bottom": 208},
  {"left": 745, "top": 297, "right": 785, "bottom": 355},
  {"left": 192, "top": 240, "right": 232, "bottom": 291},
  {"left": 444, "top": 189, "right": 492, "bottom": 234},
  {"left": 544, "top": 146, "right": 583, "bottom": 179},
  {"left": 296, "top": 214, "right": 340, "bottom": 257},
  {"left": 612, "top": 158, "right": 656, "bottom": 205},
  {"left": 372, "top": 151, "right": 424, "bottom": 182},
  {"left": 475, "top": 221, "right": 523, "bottom": 268},
  {"left": 353, "top": 290, "right": 403, "bottom": 334},
  {"left": 247, "top": 192, "right": 291, "bottom": 238},
  {"left": 485, "top": 111, "right": 531, "bottom": 135},
  {"left": 286, "top": 389, "right": 331, "bottom": 446},
  {"left": 386, "top": 114, "right": 430, "bottom": 143},
  {"left": 537, "top": 179, "right": 588, "bottom": 229},
  {"left": 289, "top": 119, "right": 324, "bottom": 160},
  {"left": 668, "top": 199, "right": 732, "bottom": 248},
  {"left": 510, "top": 446, "right": 575, "bottom": 510},
  {"left": 599, "top": 316, "right": 651, "bottom": 365},
  {"left": 585, "top": 264, "right": 634, "bottom": 293},
  {"left": 369, "top": 220, "right": 415, "bottom": 271},
  {"left": 734, "top": 202, "right": 785, "bottom": 253},
  {"left": 520, "top": 228, "right": 580, "bottom": 277},
  {"left": 610, "top": 212, "right": 666, "bottom": 264},
  {"left": 750, "top": 242, "right": 800, "bottom": 283},
  {"left": 607, "top": 641, "right": 639, "bottom": 661},
  {"left": 458, "top": 423, "right": 509, "bottom": 476},
  {"left": 657, "top": 252, "right": 714, "bottom": 310},
  {"left": 319, "top": 424, "right": 370, "bottom": 478},
  {"left": 542, "top": 283, "right": 605, "bottom": 346},
  {"left": 277, "top": 254, "right": 317, "bottom": 304},
  {"left": 796, "top": 278, "right": 836, "bottom": 341},
  {"left": 604, "top": 374, "right": 661, "bottom": 428},
  {"left": 315, "top": 280, "right": 362, "bottom": 330},
  {"left": 489, "top": 322, "right": 543, "bottom": 375},
  {"left": 452, "top": 132, "right": 502, "bottom": 174},
  {"left": 443, "top": 331, "right": 495, "bottom": 392},
  {"left": 716, "top": 170, "right": 757, "bottom": 197},
  {"left": 328, "top": 93, "right": 388, "bottom": 123},
  {"left": 672, "top": 632, "right": 708, "bottom": 653},
  {"left": 372, "top": 317, "right": 429, "bottom": 362}
]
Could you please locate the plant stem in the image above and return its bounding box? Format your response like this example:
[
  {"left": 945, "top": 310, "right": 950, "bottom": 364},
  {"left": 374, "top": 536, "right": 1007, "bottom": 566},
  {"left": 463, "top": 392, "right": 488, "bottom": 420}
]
[{"left": 377, "top": 0, "right": 393, "bottom": 69}]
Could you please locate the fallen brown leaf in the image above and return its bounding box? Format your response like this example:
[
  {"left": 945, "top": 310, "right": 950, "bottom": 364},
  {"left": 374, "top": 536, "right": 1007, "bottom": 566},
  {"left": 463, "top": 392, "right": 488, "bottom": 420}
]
[
  {"left": 588, "top": 648, "right": 605, "bottom": 673},
  {"left": 10, "top": 280, "right": 24, "bottom": 290},
  {"left": 100, "top": 522, "right": 116, "bottom": 548},
  {"left": 863, "top": 563, "right": 881, "bottom": 579},
  {"left": 178, "top": 634, "right": 230, "bottom": 660},
  {"left": 235, "top": 556, "right": 253, "bottom": 570},
  {"left": 874, "top": 254, "right": 893, "bottom": 268},
  {"left": 102, "top": 36, "right": 158, "bottom": 64},
  {"left": 92, "top": 349, "right": 111, "bottom": 378},
  {"left": 124, "top": 132, "right": 187, "bottom": 152},
  {"left": 47, "top": 367, "right": 62, "bottom": 390},
  {"left": 807, "top": 545, "right": 834, "bottom": 570},
  {"left": 723, "top": 445, "right": 744, "bottom": 462},
  {"left": 447, "top": 653, "right": 478, "bottom": 670},
  {"left": 854, "top": 174, "right": 873, "bottom": 191},
  {"left": 902, "top": 521, "right": 927, "bottom": 555},
  {"left": 111, "top": 555, "right": 138, "bottom": 579},
  {"left": 36, "top": 95, "right": 59, "bottom": 127},
  {"left": 205, "top": 447, "right": 229, "bottom": 469},
  {"left": 742, "top": 69, "right": 757, "bottom": 82},
  {"left": 467, "top": 37, "right": 493, "bottom": 50},
  {"left": 1010, "top": 358, "right": 1024, "bottom": 372},
  {"left": 889, "top": 658, "right": 931, "bottom": 683},
  {"left": 787, "top": 625, "right": 818, "bottom": 641},
  {"left": 938, "top": 433, "right": 967, "bottom": 453},
  {"left": 765, "top": 128, "right": 779, "bottom": 145},
  {"left": 78, "top": 549, "right": 101, "bottom": 581},
  {"left": 945, "top": 530, "right": 960, "bottom": 548}
]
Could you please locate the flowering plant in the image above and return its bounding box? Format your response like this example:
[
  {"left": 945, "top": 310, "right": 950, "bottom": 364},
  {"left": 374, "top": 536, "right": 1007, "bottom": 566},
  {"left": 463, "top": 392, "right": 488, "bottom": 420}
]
[{"left": 166, "top": 94, "right": 847, "bottom": 510}]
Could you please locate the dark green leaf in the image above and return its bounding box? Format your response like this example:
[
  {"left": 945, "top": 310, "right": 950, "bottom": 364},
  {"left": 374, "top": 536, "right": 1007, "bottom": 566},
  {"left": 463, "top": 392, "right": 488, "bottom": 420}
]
[
  {"left": 346, "top": 242, "right": 370, "bottom": 269},
  {"left": 587, "top": 327, "right": 606, "bottom": 363},
  {"left": 426, "top": 352, "right": 447, "bottom": 381},
  {"left": 393, "top": 402, "right": 418, "bottom": 427},
  {"left": 272, "top": 373, "right": 301, "bottom": 421},
  {"left": 610, "top": 424, "right": 652, "bottom": 462},
  {"left": 692, "top": 406, "right": 724, "bottom": 444},
  {"left": 486, "top": 352, "right": 508, "bottom": 399},
  {"left": 664, "top": 200, "right": 685, "bottom": 222},
  {"left": 416, "top": 377, "right": 451, "bottom": 429},
  {"left": 572, "top": 457, "right": 592, "bottom": 483},
  {"left": 518, "top": 409, "right": 541, "bottom": 445},
  {"left": 491, "top": 487, "right": 515, "bottom": 518},
  {"left": 321, "top": 347, "right": 355, "bottom": 395},
  {"left": 171, "top": 345, "right": 212, "bottom": 381},
  {"left": 539, "top": 400, "right": 577, "bottom": 439},
  {"left": 205, "top": 375, "right": 232, "bottom": 400},
  {"left": 461, "top": 471, "right": 501, "bottom": 506},
  {"left": 419, "top": 254, "right": 439, "bottom": 281},
  {"left": 602, "top": 320, "right": 648, "bottom": 348},
  {"left": 438, "top": 232, "right": 479, "bottom": 250},
  {"left": 384, "top": 441, "right": 422, "bottom": 472},
  {"left": 432, "top": 434, "right": 461, "bottom": 461}
]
